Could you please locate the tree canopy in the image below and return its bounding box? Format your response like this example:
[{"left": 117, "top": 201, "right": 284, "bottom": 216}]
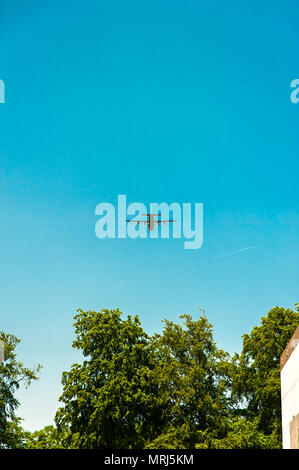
[
  {"left": 55, "top": 308, "right": 166, "bottom": 448},
  {"left": 0, "top": 331, "right": 41, "bottom": 449},
  {"left": 24, "top": 425, "right": 65, "bottom": 449},
  {"left": 53, "top": 304, "right": 298, "bottom": 449},
  {"left": 146, "top": 314, "right": 231, "bottom": 448},
  {"left": 231, "top": 305, "right": 299, "bottom": 435},
  {"left": 3, "top": 304, "right": 298, "bottom": 449}
]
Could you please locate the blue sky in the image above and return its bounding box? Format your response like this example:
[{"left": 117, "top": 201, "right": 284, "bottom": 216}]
[{"left": 0, "top": 0, "right": 298, "bottom": 431}]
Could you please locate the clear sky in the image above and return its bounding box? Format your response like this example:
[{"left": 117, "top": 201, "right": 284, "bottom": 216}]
[{"left": 0, "top": 0, "right": 298, "bottom": 431}]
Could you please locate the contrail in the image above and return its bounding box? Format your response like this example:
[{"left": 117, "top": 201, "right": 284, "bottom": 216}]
[{"left": 212, "top": 246, "right": 254, "bottom": 260}]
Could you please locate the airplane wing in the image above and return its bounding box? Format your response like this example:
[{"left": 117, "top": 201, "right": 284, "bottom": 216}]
[
  {"left": 156, "top": 220, "right": 176, "bottom": 223},
  {"left": 126, "top": 220, "right": 148, "bottom": 223}
]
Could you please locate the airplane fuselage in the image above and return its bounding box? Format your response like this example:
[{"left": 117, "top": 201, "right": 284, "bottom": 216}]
[{"left": 148, "top": 214, "right": 155, "bottom": 231}]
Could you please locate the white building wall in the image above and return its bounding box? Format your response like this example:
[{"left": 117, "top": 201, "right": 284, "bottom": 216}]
[{"left": 281, "top": 342, "right": 299, "bottom": 449}]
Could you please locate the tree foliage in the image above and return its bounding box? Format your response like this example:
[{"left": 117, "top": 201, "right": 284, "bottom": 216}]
[
  {"left": 0, "top": 332, "right": 41, "bottom": 448},
  {"left": 147, "top": 314, "right": 231, "bottom": 448},
  {"left": 4, "top": 304, "right": 298, "bottom": 449},
  {"left": 231, "top": 306, "right": 299, "bottom": 438},
  {"left": 55, "top": 309, "right": 165, "bottom": 448},
  {"left": 195, "top": 418, "right": 281, "bottom": 449},
  {"left": 24, "top": 425, "right": 65, "bottom": 449},
  {"left": 54, "top": 305, "right": 298, "bottom": 449}
]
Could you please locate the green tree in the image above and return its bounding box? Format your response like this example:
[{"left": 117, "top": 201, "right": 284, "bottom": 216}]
[
  {"left": 146, "top": 313, "right": 232, "bottom": 449},
  {"left": 54, "top": 304, "right": 298, "bottom": 449},
  {"left": 0, "top": 331, "right": 41, "bottom": 448},
  {"left": 55, "top": 309, "right": 166, "bottom": 449},
  {"left": 24, "top": 425, "right": 65, "bottom": 449},
  {"left": 230, "top": 305, "right": 299, "bottom": 443},
  {"left": 195, "top": 417, "right": 281, "bottom": 449},
  {"left": 147, "top": 306, "right": 299, "bottom": 449}
]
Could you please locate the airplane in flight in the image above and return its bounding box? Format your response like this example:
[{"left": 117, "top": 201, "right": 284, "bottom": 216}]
[{"left": 126, "top": 213, "right": 176, "bottom": 231}]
